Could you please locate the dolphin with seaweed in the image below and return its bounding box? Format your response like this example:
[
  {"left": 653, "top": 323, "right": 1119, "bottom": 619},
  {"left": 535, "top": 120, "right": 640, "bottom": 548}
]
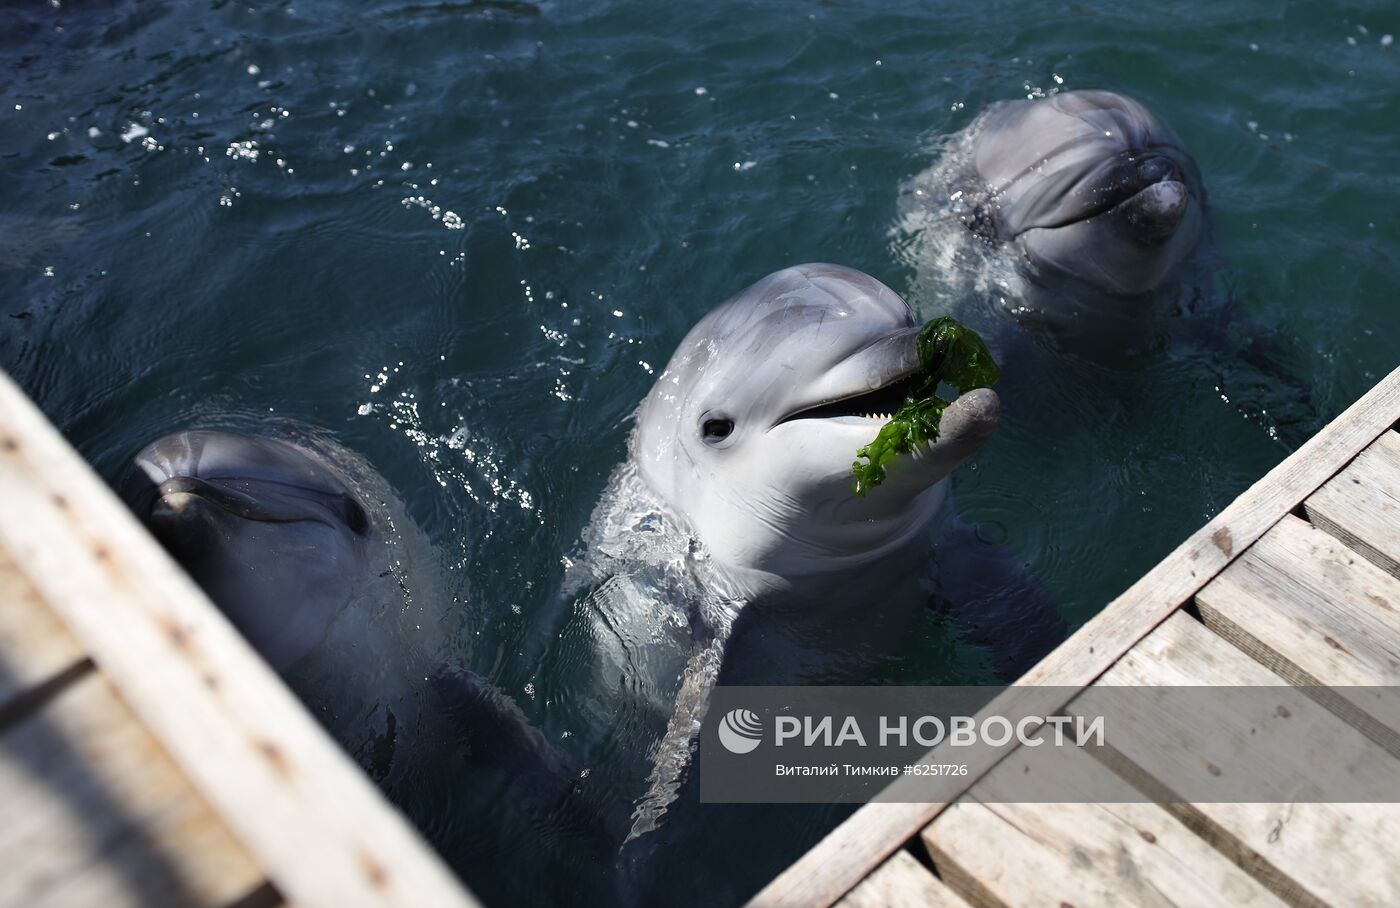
[{"left": 556, "top": 264, "right": 1024, "bottom": 844}]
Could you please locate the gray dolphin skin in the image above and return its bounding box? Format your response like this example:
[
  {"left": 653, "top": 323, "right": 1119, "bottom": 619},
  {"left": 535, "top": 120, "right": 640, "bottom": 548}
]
[
  {"left": 596, "top": 263, "right": 999, "bottom": 840},
  {"left": 120, "top": 429, "right": 380, "bottom": 673},
  {"left": 121, "top": 428, "right": 605, "bottom": 842},
  {"left": 957, "top": 90, "right": 1204, "bottom": 296},
  {"left": 633, "top": 262, "right": 1000, "bottom": 599},
  {"left": 120, "top": 428, "right": 378, "bottom": 668}
]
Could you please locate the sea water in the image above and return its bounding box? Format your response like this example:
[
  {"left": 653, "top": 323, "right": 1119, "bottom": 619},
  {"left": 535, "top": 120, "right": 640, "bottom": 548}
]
[{"left": 2, "top": 1, "right": 1397, "bottom": 903}]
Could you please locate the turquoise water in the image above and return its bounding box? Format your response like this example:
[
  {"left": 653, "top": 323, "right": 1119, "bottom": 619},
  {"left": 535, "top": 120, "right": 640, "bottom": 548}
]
[{"left": 2, "top": 1, "right": 1398, "bottom": 904}]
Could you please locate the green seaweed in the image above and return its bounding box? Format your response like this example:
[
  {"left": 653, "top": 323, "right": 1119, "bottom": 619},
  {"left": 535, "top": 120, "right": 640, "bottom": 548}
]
[{"left": 850, "top": 317, "right": 999, "bottom": 496}]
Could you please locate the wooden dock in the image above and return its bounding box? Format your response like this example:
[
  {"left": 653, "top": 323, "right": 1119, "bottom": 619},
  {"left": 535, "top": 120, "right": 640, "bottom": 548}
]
[
  {"left": 0, "top": 370, "right": 480, "bottom": 908},
  {"left": 754, "top": 364, "right": 1400, "bottom": 908},
  {"left": 4, "top": 353, "right": 1399, "bottom": 908}
]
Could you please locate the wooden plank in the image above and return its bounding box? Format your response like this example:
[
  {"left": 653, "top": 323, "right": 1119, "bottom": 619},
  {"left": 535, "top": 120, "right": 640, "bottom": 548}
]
[
  {"left": 0, "top": 671, "right": 267, "bottom": 908},
  {"left": 1196, "top": 514, "right": 1400, "bottom": 755},
  {"left": 0, "top": 545, "right": 267, "bottom": 906},
  {"left": 834, "top": 849, "right": 969, "bottom": 908},
  {"left": 748, "top": 365, "right": 1400, "bottom": 908},
  {"left": 0, "top": 370, "right": 477, "bottom": 908},
  {"left": 1072, "top": 612, "right": 1400, "bottom": 907},
  {"left": 1305, "top": 429, "right": 1400, "bottom": 580},
  {"left": 0, "top": 546, "right": 86, "bottom": 713},
  {"left": 921, "top": 729, "right": 1287, "bottom": 908}
]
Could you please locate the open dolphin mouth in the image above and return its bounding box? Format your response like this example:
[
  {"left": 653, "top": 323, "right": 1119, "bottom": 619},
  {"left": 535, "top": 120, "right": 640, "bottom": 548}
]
[
  {"left": 767, "top": 324, "right": 925, "bottom": 429},
  {"left": 775, "top": 371, "right": 924, "bottom": 425}
]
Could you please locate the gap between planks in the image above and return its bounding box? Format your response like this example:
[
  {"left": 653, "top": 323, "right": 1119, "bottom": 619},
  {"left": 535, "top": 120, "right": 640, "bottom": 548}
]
[
  {"left": 1070, "top": 611, "right": 1400, "bottom": 907},
  {"left": 1303, "top": 428, "right": 1400, "bottom": 582}
]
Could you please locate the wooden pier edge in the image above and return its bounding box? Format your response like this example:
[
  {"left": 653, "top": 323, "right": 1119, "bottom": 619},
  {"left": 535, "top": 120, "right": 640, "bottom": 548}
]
[
  {"left": 748, "top": 365, "right": 1400, "bottom": 908},
  {"left": 0, "top": 371, "right": 479, "bottom": 908}
]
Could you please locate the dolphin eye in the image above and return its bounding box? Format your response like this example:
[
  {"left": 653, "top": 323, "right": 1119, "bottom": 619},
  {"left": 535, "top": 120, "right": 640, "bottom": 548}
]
[{"left": 701, "top": 417, "right": 735, "bottom": 444}]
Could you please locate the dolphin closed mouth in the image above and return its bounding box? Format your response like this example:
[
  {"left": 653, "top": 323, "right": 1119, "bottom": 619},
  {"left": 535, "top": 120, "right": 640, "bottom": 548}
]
[
  {"left": 995, "top": 150, "right": 1194, "bottom": 239},
  {"left": 150, "top": 474, "right": 369, "bottom": 532}
]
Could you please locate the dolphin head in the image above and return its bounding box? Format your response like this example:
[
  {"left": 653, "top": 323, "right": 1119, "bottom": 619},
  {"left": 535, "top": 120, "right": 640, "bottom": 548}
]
[
  {"left": 119, "top": 430, "right": 374, "bottom": 671},
  {"left": 633, "top": 264, "right": 999, "bottom": 590},
  {"left": 968, "top": 90, "right": 1204, "bottom": 296}
]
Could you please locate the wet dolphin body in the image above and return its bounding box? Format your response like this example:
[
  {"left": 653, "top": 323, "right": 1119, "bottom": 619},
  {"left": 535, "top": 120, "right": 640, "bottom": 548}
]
[
  {"left": 897, "top": 90, "right": 1209, "bottom": 356},
  {"left": 901, "top": 90, "right": 1317, "bottom": 437},
  {"left": 631, "top": 264, "right": 1000, "bottom": 599},
  {"left": 557, "top": 264, "right": 1007, "bottom": 842},
  {"left": 953, "top": 90, "right": 1205, "bottom": 299},
  {"left": 119, "top": 428, "right": 587, "bottom": 817},
  {"left": 121, "top": 430, "right": 399, "bottom": 674}
]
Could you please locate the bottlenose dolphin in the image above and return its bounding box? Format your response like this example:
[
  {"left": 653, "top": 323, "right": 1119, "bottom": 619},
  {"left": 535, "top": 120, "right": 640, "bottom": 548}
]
[
  {"left": 558, "top": 264, "right": 1003, "bottom": 841},
  {"left": 897, "top": 90, "right": 1208, "bottom": 349},
  {"left": 898, "top": 90, "right": 1315, "bottom": 435},
  {"left": 120, "top": 429, "right": 388, "bottom": 673},
  {"left": 958, "top": 90, "right": 1204, "bottom": 297},
  {"left": 632, "top": 263, "right": 999, "bottom": 599},
  {"left": 119, "top": 428, "right": 584, "bottom": 811}
]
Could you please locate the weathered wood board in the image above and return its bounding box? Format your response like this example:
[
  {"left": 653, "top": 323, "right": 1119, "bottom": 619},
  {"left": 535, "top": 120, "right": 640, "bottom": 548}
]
[
  {"left": 0, "top": 370, "right": 476, "bottom": 908},
  {"left": 1196, "top": 513, "right": 1400, "bottom": 754},
  {"left": 1073, "top": 612, "right": 1400, "bottom": 907},
  {"left": 922, "top": 726, "right": 1287, "bottom": 908},
  {"left": 0, "top": 502, "right": 270, "bottom": 908},
  {"left": 0, "top": 672, "right": 271, "bottom": 908},
  {"left": 1305, "top": 429, "right": 1400, "bottom": 580},
  {"left": 749, "top": 366, "right": 1400, "bottom": 908},
  {"left": 834, "top": 849, "right": 969, "bottom": 908},
  {"left": 0, "top": 548, "right": 85, "bottom": 712}
]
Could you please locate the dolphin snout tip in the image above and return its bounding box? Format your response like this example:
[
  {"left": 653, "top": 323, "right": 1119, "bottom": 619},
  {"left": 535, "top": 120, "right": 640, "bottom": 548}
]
[
  {"left": 1127, "top": 180, "right": 1189, "bottom": 240},
  {"left": 146, "top": 489, "right": 220, "bottom": 556},
  {"left": 949, "top": 385, "right": 999, "bottom": 418},
  {"left": 941, "top": 387, "right": 1000, "bottom": 443},
  {"left": 1145, "top": 179, "right": 1187, "bottom": 210}
]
